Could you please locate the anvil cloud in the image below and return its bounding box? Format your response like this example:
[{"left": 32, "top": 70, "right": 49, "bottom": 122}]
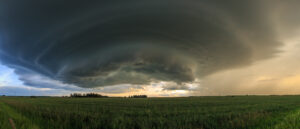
[{"left": 0, "top": 0, "right": 294, "bottom": 89}]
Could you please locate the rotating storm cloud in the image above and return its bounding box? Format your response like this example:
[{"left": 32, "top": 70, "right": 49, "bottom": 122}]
[{"left": 1, "top": 0, "right": 300, "bottom": 96}]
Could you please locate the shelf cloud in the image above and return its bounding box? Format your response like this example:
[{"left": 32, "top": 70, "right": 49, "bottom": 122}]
[{"left": 0, "top": 0, "right": 288, "bottom": 89}]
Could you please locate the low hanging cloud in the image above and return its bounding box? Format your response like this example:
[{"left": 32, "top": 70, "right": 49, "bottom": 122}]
[
  {"left": 0, "top": 0, "right": 288, "bottom": 88},
  {"left": 14, "top": 69, "right": 83, "bottom": 91},
  {"left": 0, "top": 86, "right": 72, "bottom": 96}
]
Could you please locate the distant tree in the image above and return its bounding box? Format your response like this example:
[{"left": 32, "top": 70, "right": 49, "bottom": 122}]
[
  {"left": 70, "top": 93, "right": 83, "bottom": 98},
  {"left": 70, "top": 93, "right": 108, "bottom": 98},
  {"left": 129, "top": 95, "right": 147, "bottom": 98}
]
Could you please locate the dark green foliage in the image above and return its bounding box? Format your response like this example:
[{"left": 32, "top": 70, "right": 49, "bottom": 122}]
[
  {"left": 129, "top": 95, "right": 148, "bottom": 98},
  {"left": 70, "top": 93, "right": 108, "bottom": 98},
  {"left": 1, "top": 96, "right": 300, "bottom": 129}
]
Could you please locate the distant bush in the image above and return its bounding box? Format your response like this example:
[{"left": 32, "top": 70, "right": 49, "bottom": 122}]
[
  {"left": 70, "top": 93, "right": 108, "bottom": 98},
  {"left": 129, "top": 95, "right": 147, "bottom": 98}
]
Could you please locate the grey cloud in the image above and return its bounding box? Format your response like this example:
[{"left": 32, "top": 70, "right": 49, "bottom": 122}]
[
  {"left": 0, "top": 0, "right": 285, "bottom": 88},
  {"left": 0, "top": 86, "right": 72, "bottom": 96},
  {"left": 96, "top": 85, "right": 144, "bottom": 94},
  {"left": 15, "top": 69, "right": 83, "bottom": 91},
  {"left": 162, "top": 85, "right": 190, "bottom": 91}
]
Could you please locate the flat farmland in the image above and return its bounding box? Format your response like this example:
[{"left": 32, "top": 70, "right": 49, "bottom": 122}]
[{"left": 1, "top": 96, "right": 300, "bottom": 129}]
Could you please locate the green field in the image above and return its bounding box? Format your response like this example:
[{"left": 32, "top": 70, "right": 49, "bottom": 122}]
[{"left": 1, "top": 96, "right": 300, "bottom": 129}]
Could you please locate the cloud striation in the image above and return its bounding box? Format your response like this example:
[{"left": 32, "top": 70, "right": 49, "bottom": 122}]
[{"left": 0, "top": 0, "right": 282, "bottom": 88}]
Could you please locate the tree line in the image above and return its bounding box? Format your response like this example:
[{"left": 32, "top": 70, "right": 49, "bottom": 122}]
[
  {"left": 128, "top": 95, "right": 147, "bottom": 98},
  {"left": 70, "top": 93, "right": 108, "bottom": 98},
  {"left": 70, "top": 93, "right": 147, "bottom": 98}
]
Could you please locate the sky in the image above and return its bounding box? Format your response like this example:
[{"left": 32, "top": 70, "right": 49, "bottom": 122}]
[{"left": 1, "top": 0, "right": 300, "bottom": 96}]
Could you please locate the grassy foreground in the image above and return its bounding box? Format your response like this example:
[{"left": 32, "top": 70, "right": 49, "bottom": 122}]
[{"left": 1, "top": 96, "right": 300, "bottom": 129}]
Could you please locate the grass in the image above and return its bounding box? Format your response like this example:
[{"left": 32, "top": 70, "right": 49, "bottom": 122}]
[
  {"left": 0, "top": 101, "right": 38, "bottom": 129},
  {"left": 272, "top": 109, "right": 300, "bottom": 129},
  {"left": 1, "top": 96, "right": 300, "bottom": 129}
]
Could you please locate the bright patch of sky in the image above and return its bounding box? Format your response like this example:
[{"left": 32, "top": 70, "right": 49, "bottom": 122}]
[{"left": 0, "top": 63, "right": 23, "bottom": 86}]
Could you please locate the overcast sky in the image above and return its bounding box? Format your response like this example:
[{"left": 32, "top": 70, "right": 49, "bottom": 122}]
[{"left": 1, "top": 0, "right": 300, "bottom": 96}]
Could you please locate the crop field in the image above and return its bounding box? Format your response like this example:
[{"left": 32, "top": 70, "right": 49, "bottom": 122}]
[{"left": 1, "top": 96, "right": 300, "bottom": 129}]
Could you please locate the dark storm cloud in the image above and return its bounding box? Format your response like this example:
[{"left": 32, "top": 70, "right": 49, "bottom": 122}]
[
  {"left": 0, "top": 0, "right": 282, "bottom": 88},
  {"left": 14, "top": 69, "right": 82, "bottom": 91}
]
